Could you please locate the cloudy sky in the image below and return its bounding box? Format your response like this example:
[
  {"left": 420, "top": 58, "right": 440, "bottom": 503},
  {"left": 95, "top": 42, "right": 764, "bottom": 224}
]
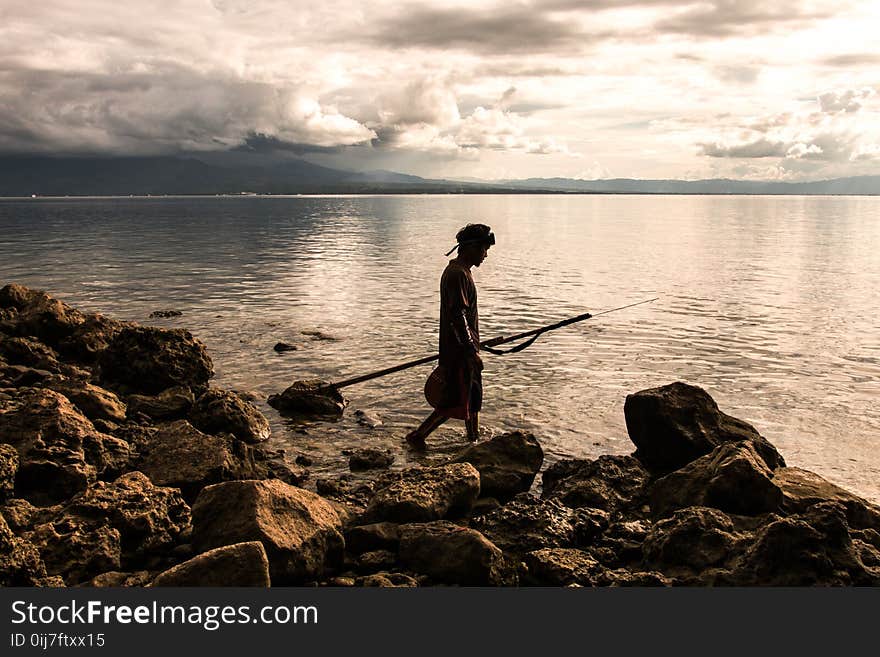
[{"left": 2, "top": 0, "right": 879, "bottom": 181}]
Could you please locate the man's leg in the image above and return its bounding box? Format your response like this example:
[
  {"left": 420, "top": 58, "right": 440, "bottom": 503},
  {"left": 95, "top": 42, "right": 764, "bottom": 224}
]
[
  {"left": 406, "top": 410, "right": 448, "bottom": 445},
  {"left": 465, "top": 412, "right": 480, "bottom": 441}
]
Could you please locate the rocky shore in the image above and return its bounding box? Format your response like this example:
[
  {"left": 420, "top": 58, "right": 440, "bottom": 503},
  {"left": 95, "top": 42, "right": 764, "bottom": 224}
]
[{"left": 2, "top": 283, "right": 879, "bottom": 587}]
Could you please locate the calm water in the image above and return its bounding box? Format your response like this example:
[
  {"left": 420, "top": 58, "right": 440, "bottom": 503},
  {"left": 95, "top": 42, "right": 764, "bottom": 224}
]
[{"left": 1, "top": 195, "right": 878, "bottom": 503}]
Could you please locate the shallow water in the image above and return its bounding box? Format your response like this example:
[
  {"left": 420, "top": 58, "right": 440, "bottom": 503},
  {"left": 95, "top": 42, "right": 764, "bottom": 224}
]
[{"left": 1, "top": 194, "right": 878, "bottom": 502}]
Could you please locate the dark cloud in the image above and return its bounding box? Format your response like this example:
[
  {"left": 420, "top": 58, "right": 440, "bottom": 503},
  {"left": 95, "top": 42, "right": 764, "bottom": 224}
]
[
  {"left": 234, "top": 133, "right": 346, "bottom": 155},
  {"left": 655, "top": 1, "right": 837, "bottom": 38},
  {"left": 820, "top": 53, "right": 880, "bottom": 67},
  {"left": 699, "top": 138, "right": 791, "bottom": 158},
  {"left": 818, "top": 89, "right": 874, "bottom": 114}
]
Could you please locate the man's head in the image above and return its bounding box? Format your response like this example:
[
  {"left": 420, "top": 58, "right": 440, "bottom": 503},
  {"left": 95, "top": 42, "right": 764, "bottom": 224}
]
[{"left": 453, "top": 223, "right": 494, "bottom": 267}]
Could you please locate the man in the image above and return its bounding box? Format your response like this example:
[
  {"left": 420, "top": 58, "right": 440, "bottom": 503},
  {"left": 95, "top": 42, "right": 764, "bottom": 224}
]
[{"left": 406, "top": 223, "right": 494, "bottom": 446}]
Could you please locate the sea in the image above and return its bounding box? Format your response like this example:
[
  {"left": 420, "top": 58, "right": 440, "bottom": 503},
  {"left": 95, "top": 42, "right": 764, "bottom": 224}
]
[{"left": 1, "top": 194, "right": 878, "bottom": 503}]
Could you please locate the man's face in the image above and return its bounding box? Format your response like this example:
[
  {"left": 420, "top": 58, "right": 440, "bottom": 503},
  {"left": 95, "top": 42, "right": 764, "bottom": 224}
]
[{"left": 474, "top": 244, "right": 489, "bottom": 267}]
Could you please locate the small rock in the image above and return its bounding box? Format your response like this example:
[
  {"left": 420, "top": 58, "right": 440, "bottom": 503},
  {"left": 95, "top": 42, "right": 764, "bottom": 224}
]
[
  {"left": 148, "top": 310, "right": 183, "bottom": 319},
  {"left": 267, "top": 379, "right": 346, "bottom": 417},
  {"left": 302, "top": 330, "right": 338, "bottom": 341},
  {"left": 189, "top": 388, "right": 270, "bottom": 444},
  {"left": 127, "top": 386, "right": 195, "bottom": 422},
  {"left": 273, "top": 342, "right": 297, "bottom": 352},
  {"left": 295, "top": 454, "right": 313, "bottom": 467},
  {"left": 151, "top": 542, "right": 270, "bottom": 587},
  {"left": 349, "top": 448, "right": 394, "bottom": 472},
  {"left": 354, "top": 409, "right": 382, "bottom": 428}
]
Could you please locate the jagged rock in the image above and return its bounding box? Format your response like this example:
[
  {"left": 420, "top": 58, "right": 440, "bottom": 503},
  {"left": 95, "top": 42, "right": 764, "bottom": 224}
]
[
  {"left": 189, "top": 388, "right": 270, "bottom": 444},
  {"left": 191, "top": 479, "right": 344, "bottom": 584},
  {"left": 81, "top": 431, "right": 131, "bottom": 480},
  {"left": 650, "top": 441, "right": 784, "bottom": 518},
  {"left": 773, "top": 467, "right": 880, "bottom": 531},
  {"left": 131, "top": 420, "right": 261, "bottom": 502},
  {"left": 0, "top": 335, "right": 63, "bottom": 372},
  {"left": 63, "top": 472, "right": 190, "bottom": 561},
  {"left": 48, "top": 381, "right": 127, "bottom": 423},
  {"left": 127, "top": 386, "right": 194, "bottom": 421},
  {"left": 267, "top": 379, "right": 346, "bottom": 417},
  {"left": 356, "top": 549, "right": 397, "bottom": 573},
  {"left": 522, "top": 548, "right": 605, "bottom": 586},
  {"left": 1, "top": 511, "right": 50, "bottom": 586},
  {"left": 263, "top": 458, "right": 309, "bottom": 487},
  {"left": 98, "top": 326, "right": 213, "bottom": 395},
  {"left": 1, "top": 499, "right": 63, "bottom": 533},
  {"left": 0, "top": 364, "right": 55, "bottom": 387},
  {"left": 624, "top": 381, "right": 785, "bottom": 474},
  {"left": 358, "top": 572, "right": 418, "bottom": 587},
  {"left": 643, "top": 507, "right": 743, "bottom": 572},
  {"left": 451, "top": 431, "right": 543, "bottom": 502},
  {"left": 58, "top": 314, "right": 128, "bottom": 363},
  {"left": 149, "top": 310, "right": 182, "bottom": 319},
  {"left": 572, "top": 507, "right": 611, "bottom": 546},
  {"left": 25, "top": 517, "right": 121, "bottom": 585},
  {"left": 541, "top": 454, "right": 650, "bottom": 513},
  {"left": 593, "top": 520, "right": 653, "bottom": 567},
  {"left": 0, "top": 444, "right": 18, "bottom": 501},
  {"left": 152, "top": 541, "right": 270, "bottom": 587},
  {"left": 728, "top": 502, "right": 880, "bottom": 586},
  {"left": 344, "top": 522, "right": 401, "bottom": 555},
  {"left": 349, "top": 448, "right": 394, "bottom": 471},
  {"left": 398, "top": 521, "right": 512, "bottom": 585},
  {"left": 82, "top": 571, "right": 155, "bottom": 587},
  {"left": 0, "top": 284, "right": 85, "bottom": 346},
  {"left": 363, "top": 463, "right": 481, "bottom": 523},
  {"left": 471, "top": 494, "right": 576, "bottom": 555}
]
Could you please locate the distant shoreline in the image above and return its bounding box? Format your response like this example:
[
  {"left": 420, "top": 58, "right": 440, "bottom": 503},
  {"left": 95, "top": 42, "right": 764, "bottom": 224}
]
[{"left": 3, "top": 191, "right": 880, "bottom": 199}]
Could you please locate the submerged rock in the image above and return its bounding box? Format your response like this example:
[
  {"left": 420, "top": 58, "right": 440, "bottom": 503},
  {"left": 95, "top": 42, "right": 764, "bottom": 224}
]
[
  {"left": 148, "top": 310, "right": 182, "bottom": 319},
  {"left": 152, "top": 541, "right": 270, "bottom": 587},
  {"left": 189, "top": 388, "right": 270, "bottom": 444},
  {"left": 267, "top": 379, "right": 346, "bottom": 417},
  {"left": 451, "top": 430, "right": 543, "bottom": 502},
  {"left": 349, "top": 448, "right": 394, "bottom": 472},
  {"left": 624, "top": 381, "right": 785, "bottom": 474}
]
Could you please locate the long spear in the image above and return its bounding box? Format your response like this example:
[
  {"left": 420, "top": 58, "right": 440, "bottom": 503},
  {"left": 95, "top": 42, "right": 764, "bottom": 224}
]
[{"left": 326, "top": 297, "right": 658, "bottom": 390}]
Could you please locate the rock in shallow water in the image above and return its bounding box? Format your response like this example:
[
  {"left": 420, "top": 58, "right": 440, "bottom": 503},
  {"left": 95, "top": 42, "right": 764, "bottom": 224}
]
[
  {"left": 189, "top": 388, "right": 270, "bottom": 444},
  {"left": 267, "top": 379, "right": 346, "bottom": 417}
]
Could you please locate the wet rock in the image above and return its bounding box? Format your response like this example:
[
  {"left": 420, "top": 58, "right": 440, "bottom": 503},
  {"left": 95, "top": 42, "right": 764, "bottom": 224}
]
[
  {"left": 344, "top": 522, "right": 401, "bottom": 555},
  {"left": 263, "top": 459, "right": 309, "bottom": 487},
  {"left": 302, "top": 330, "right": 338, "bottom": 341},
  {"left": 267, "top": 379, "right": 346, "bottom": 417},
  {"left": 624, "top": 381, "right": 785, "bottom": 474},
  {"left": 295, "top": 454, "right": 313, "bottom": 467},
  {"left": 82, "top": 570, "right": 155, "bottom": 587},
  {"left": 25, "top": 517, "right": 121, "bottom": 585},
  {"left": 522, "top": 548, "right": 604, "bottom": 586},
  {"left": 131, "top": 420, "right": 261, "bottom": 502},
  {"left": 152, "top": 541, "right": 270, "bottom": 587},
  {"left": 650, "top": 441, "right": 783, "bottom": 518},
  {"left": 398, "top": 521, "right": 512, "bottom": 585},
  {"left": 451, "top": 431, "right": 543, "bottom": 502},
  {"left": 773, "top": 467, "right": 880, "bottom": 531},
  {"left": 63, "top": 472, "right": 191, "bottom": 561},
  {"left": 471, "top": 494, "right": 576, "bottom": 556},
  {"left": 98, "top": 326, "right": 213, "bottom": 395},
  {"left": 353, "top": 409, "right": 382, "bottom": 428},
  {"left": 149, "top": 310, "right": 182, "bottom": 319},
  {"left": 47, "top": 381, "right": 127, "bottom": 423},
  {"left": 0, "top": 444, "right": 18, "bottom": 501},
  {"left": 0, "top": 284, "right": 85, "bottom": 346},
  {"left": 349, "top": 448, "right": 394, "bottom": 472},
  {"left": 363, "top": 463, "right": 481, "bottom": 523},
  {"left": 358, "top": 572, "right": 418, "bottom": 587},
  {"left": 541, "top": 454, "right": 650, "bottom": 513},
  {"left": 1, "top": 511, "right": 51, "bottom": 586},
  {"left": 127, "top": 386, "right": 195, "bottom": 422},
  {"left": 642, "top": 507, "right": 743, "bottom": 572},
  {"left": 191, "top": 479, "right": 344, "bottom": 584},
  {"left": 273, "top": 342, "right": 297, "bottom": 352},
  {"left": 189, "top": 388, "right": 270, "bottom": 444}
]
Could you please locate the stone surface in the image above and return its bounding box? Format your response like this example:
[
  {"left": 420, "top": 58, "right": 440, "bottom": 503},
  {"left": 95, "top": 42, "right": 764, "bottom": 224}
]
[
  {"left": 25, "top": 518, "right": 121, "bottom": 585},
  {"left": 773, "top": 467, "right": 880, "bottom": 531},
  {"left": 451, "top": 431, "right": 544, "bottom": 502},
  {"left": 522, "top": 548, "right": 605, "bottom": 586},
  {"left": 624, "top": 381, "right": 785, "bottom": 473},
  {"left": 0, "top": 284, "right": 85, "bottom": 346},
  {"left": 47, "top": 381, "right": 127, "bottom": 423},
  {"left": 1, "top": 512, "right": 50, "bottom": 586},
  {"left": 363, "top": 463, "right": 481, "bottom": 523},
  {"left": 343, "top": 522, "right": 401, "bottom": 555},
  {"left": 398, "top": 521, "right": 512, "bottom": 585},
  {"left": 82, "top": 570, "right": 155, "bottom": 587},
  {"left": 0, "top": 443, "right": 18, "bottom": 502},
  {"left": 191, "top": 479, "right": 344, "bottom": 584},
  {"left": 98, "top": 326, "right": 213, "bottom": 395},
  {"left": 642, "top": 506, "right": 743, "bottom": 572},
  {"left": 131, "top": 420, "right": 261, "bottom": 502},
  {"left": 58, "top": 314, "right": 128, "bottom": 363},
  {"left": 541, "top": 454, "right": 650, "bottom": 513},
  {"left": 0, "top": 335, "right": 63, "bottom": 372},
  {"left": 127, "top": 387, "right": 195, "bottom": 422},
  {"left": 189, "top": 388, "right": 270, "bottom": 444},
  {"left": 349, "top": 448, "right": 394, "bottom": 472},
  {"left": 650, "top": 441, "right": 784, "bottom": 518},
  {"left": 353, "top": 409, "right": 382, "bottom": 428},
  {"left": 267, "top": 379, "right": 345, "bottom": 417},
  {"left": 357, "top": 572, "right": 418, "bottom": 587},
  {"left": 471, "top": 494, "right": 576, "bottom": 555},
  {"left": 152, "top": 541, "right": 271, "bottom": 587}
]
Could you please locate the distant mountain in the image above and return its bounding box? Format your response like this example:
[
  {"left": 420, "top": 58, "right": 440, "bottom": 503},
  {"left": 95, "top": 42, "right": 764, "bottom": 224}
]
[{"left": 1, "top": 155, "right": 878, "bottom": 196}]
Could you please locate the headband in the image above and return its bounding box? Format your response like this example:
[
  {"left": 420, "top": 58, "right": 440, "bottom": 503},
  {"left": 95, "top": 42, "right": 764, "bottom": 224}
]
[{"left": 444, "top": 232, "right": 495, "bottom": 256}]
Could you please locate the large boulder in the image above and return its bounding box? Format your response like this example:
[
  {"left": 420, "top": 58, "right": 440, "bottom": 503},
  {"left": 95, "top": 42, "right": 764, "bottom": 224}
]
[
  {"left": 650, "top": 441, "right": 784, "bottom": 518},
  {"left": 541, "top": 454, "right": 650, "bottom": 513},
  {"left": 98, "top": 326, "right": 213, "bottom": 395},
  {"left": 1, "top": 512, "right": 51, "bottom": 586},
  {"left": 189, "top": 389, "right": 270, "bottom": 444},
  {"left": 642, "top": 506, "right": 744, "bottom": 572},
  {"left": 151, "top": 542, "right": 270, "bottom": 587},
  {"left": 362, "top": 463, "right": 481, "bottom": 523},
  {"left": 47, "top": 380, "right": 127, "bottom": 424},
  {"left": 267, "top": 379, "right": 345, "bottom": 417},
  {"left": 624, "top": 382, "right": 785, "bottom": 473},
  {"left": 0, "top": 284, "right": 85, "bottom": 346},
  {"left": 773, "top": 467, "right": 880, "bottom": 531},
  {"left": 57, "top": 314, "right": 129, "bottom": 363},
  {"left": 451, "top": 431, "right": 543, "bottom": 502},
  {"left": 0, "top": 444, "right": 18, "bottom": 501},
  {"left": 470, "top": 494, "right": 577, "bottom": 556},
  {"left": 191, "top": 479, "right": 344, "bottom": 584},
  {"left": 398, "top": 521, "right": 512, "bottom": 585},
  {"left": 63, "top": 472, "right": 191, "bottom": 561},
  {"left": 127, "top": 386, "right": 194, "bottom": 421},
  {"left": 131, "top": 420, "right": 261, "bottom": 502}
]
